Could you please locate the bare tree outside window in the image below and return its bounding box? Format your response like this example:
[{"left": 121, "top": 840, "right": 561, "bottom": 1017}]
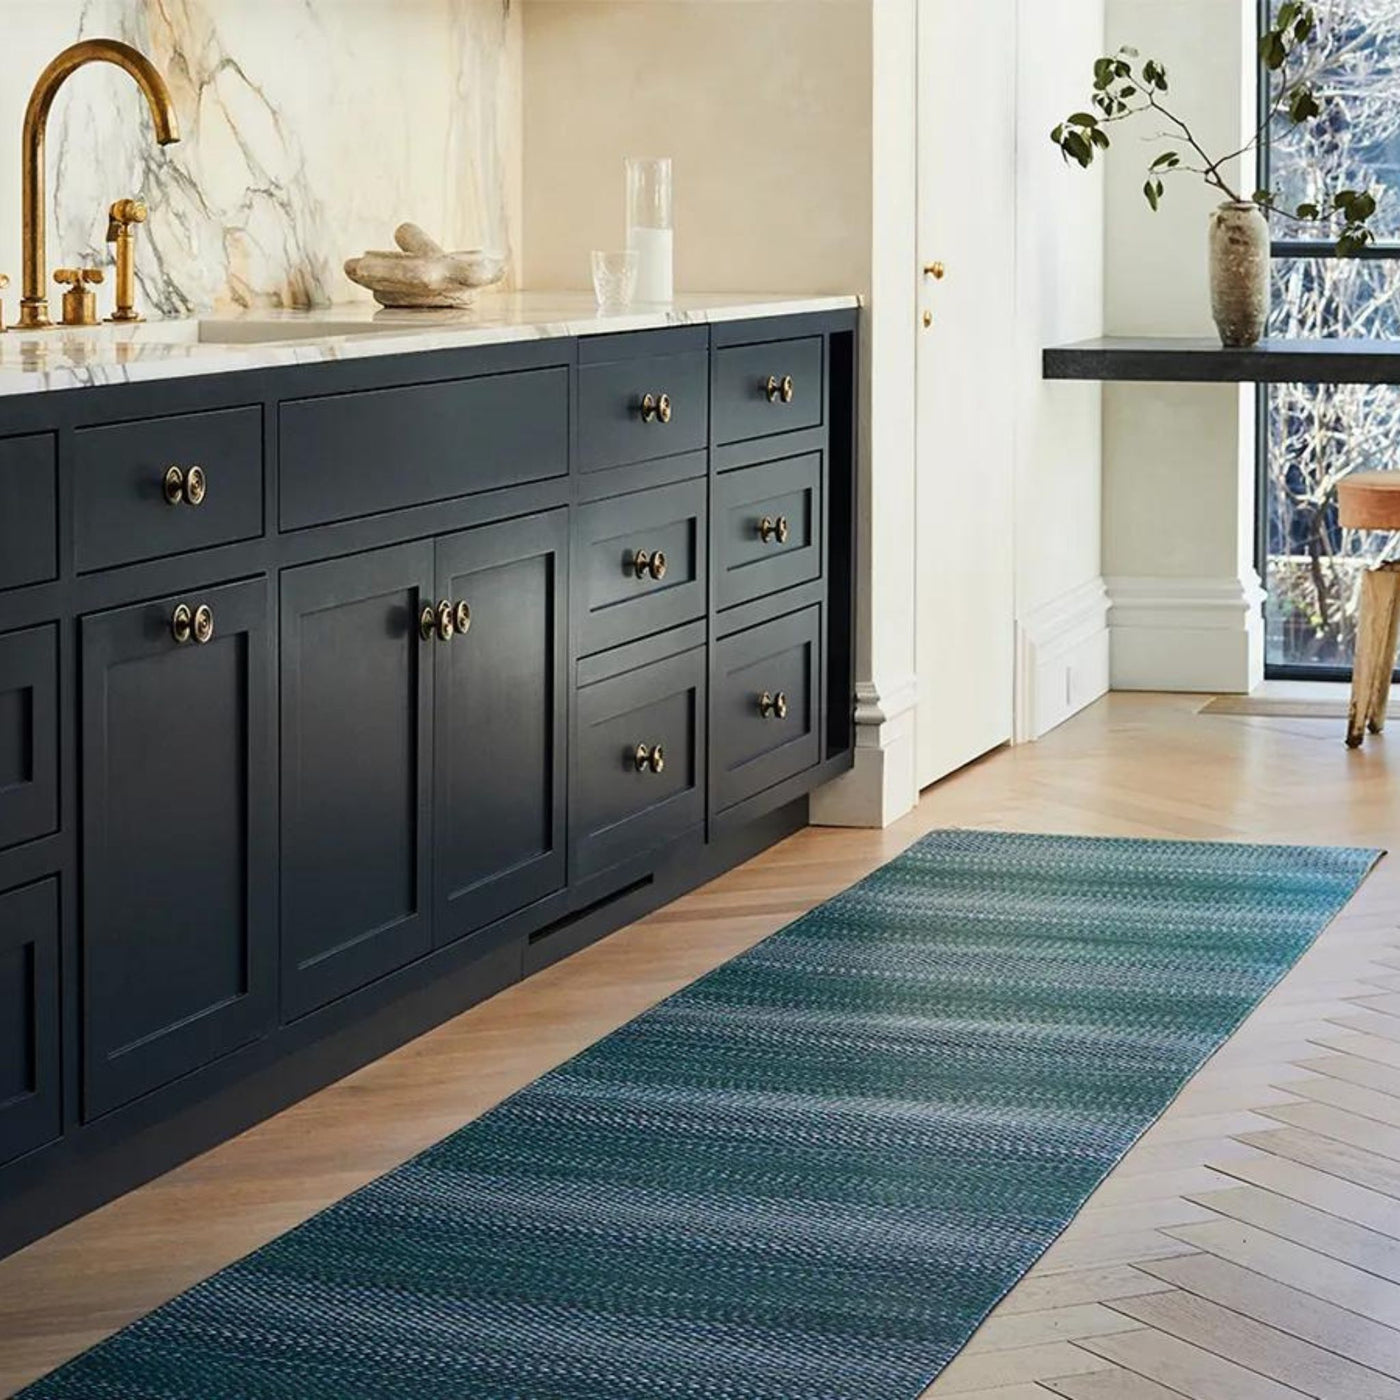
[{"left": 1265, "top": 0, "right": 1400, "bottom": 672}]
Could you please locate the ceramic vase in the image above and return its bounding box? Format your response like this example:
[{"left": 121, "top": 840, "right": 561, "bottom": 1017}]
[{"left": 1209, "top": 201, "right": 1270, "bottom": 348}]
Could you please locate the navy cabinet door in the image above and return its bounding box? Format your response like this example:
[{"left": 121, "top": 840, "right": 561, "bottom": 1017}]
[
  {"left": 434, "top": 511, "right": 568, "bottom": 945},
  {"left": 281, "top": 542, "right": 435, "bottom": 1019},
  {"left": 0, "top": 878, "right": 60, "bottom": 1166},
  {"left": 81, "top": 577, "right": 274, "bottom": 1119}
]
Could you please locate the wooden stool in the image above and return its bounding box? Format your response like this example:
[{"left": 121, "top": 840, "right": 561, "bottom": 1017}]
[{"left": 1338, "top": 472, "right": 1400, "bottom": 747}]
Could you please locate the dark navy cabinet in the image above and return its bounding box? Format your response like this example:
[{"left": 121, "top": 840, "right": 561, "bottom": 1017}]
[
  {"left": 0, "top": 308, "right": 858, "bottom": 1257},
  {"left": 81, "top": 576, "right": 275, "bottom": 1118},
  {"left": 280, "top": 542, "right": 435, "bottom": 1020},
  {"left": 434, "top": 511, "right": 568, "bottom": 947}
]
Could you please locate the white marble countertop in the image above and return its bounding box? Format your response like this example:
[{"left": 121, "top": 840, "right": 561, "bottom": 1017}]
[{"left": 0, "top": 291, "right": 859, "bottom": 398}]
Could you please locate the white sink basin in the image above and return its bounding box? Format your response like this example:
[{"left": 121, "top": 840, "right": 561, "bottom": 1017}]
[{"left": 195, "top": 318, "right": 410, "bottom": 345}]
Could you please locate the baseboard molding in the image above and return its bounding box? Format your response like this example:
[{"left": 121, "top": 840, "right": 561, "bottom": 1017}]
[
  {"left": 1107, "top": 573, "right": 1266, "bottom": 693},
  {"left": 1015, "top": 577, "right": 1111, "bottom": 742},
  {"left": 811, "top": 671, "right": 918, "bottom": 829}
]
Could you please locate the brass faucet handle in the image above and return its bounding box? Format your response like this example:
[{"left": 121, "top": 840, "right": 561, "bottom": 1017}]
[{"left": 54, "top": 267, "right": 105, "bottom": 287}]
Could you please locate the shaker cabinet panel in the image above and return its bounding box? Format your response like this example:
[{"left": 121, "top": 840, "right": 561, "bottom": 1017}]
[
  {"left": 711, "top": 605, "right": 822, "bottom": 814},
  {"left": 434, "top": 510, "right": 568, "bottom": 945},
  {"left": 280, "top": 542, "right": 435, "bottom": 1019},
  {"left": 81, "top": 577, "right": 274, "bottom": 1119},
  {"left": 72, "top": 407, "right": 264, "bottom": 573},
  {"left": 0, "top": 878, "right": 60, "bottom": 1168},
  {"left": 0, "top": 624, "right": 58, "bottom": 853},
  {"left": 573, "top": 645, "right": 705, "bottom": 880},
  {"left": 714, "top": 452, "right": 824, "bottom": 610},
  {"left": 0, "top": 433, "right": 57, "bottom": 592},
  {"left": 576, "top": 479, "right": 707, "bottom": 656},
  {"left": 713, "top": 336, "right": 824, "bottom": 445}
]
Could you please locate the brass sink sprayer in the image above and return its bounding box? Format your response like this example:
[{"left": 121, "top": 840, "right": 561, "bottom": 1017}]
[{"left": 0, "top": 39, "right": 180, "bottom": 332}]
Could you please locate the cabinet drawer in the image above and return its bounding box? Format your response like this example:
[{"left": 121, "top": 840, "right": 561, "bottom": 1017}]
[
  {"left": 578, "top": 348, "right": 709, "bottom": 473},
  {"left": 0, "top": 624, "right": 58, "bottom": 852},
  {"left": 713, "top": 336, "right": 823, "bottom": 445},
  {"left": 280, "top": 368, "right": 568, "bottom": 530},
  {"left": 574, "top": 646, "right": 705, "bottom": 879},
  {"left": 715, "top": 452, "right": 823, "bottom": 610},
  {"left": 576, "top": 479, "right": 707, "bottom": 656},
  {"left": 712, "top": 606, "right": 821, "bottom": 813},
  {"left": 0, "top": 434, "right": 57, "bottom": 592},
  {"left": 0, "top": 878, "right": 60, "bottom": 1168},
  {"left": 73, "top": 407, "right": 263, "bottom": 573}
]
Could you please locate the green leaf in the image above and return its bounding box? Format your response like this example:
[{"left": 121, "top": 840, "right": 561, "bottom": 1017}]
[
  {"left": 1150, "top": 151, "right": 1181, "bottom": 170},
  {"left": 1119, "top": 44, "right": 1139, "bottom": 57},
  {"left": 1090, "top": 127, "right": 1111, "bottom": 149},
  {"left": 1064, "top": 130, "right": 1094, "bottom": 167},
  {"left": 1069, "top": 112, "right": 1099, "bottom": 127},
  {"left": 1295, "top": 201, "right": 1319, "bottom": 219}
]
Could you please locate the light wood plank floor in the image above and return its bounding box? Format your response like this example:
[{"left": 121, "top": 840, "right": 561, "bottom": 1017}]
[{"left": 4, "top": 691, "right": 1400, "bottom": 1399}]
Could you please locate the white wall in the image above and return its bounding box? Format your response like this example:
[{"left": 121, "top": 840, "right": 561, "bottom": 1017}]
[
  {"left": 1013, "top": 0, "right": 1111, "bottom": 742},
  {"left": 1102, "top": 0, "right": 1263, "bottom": 692}
]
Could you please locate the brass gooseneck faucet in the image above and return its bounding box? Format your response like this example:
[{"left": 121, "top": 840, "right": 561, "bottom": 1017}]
[{"left": 19, "top": 39, "right": 180, "bottom": 330}]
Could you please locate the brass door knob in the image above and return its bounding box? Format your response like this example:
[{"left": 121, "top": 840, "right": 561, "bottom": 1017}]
[
  {"left": 764, "top": 374, "right": 795, "bottom": 404},
  {"left": 171, "top": 602, "right": 213, "bottom": 645},
  {"left": 923, "top": 261, "right": 947, "bottom": 280},
  {"left": 632, "top": 742, "right": 666, "bottom": 774},
  {"left": 454, "top": 601, "right": 472, "bottom": 635},
  {"left": 633, "top": 549, "right": 668, "bottom": 581},
  {"left": 163, "top": 465, "right": 206, "bottom": 507},
  {"left": 758, "top": 516, "right": 790, "bottom": 545},
  {"left": 759, "top": 690, "right": 789, "bottom": 720},
  {"left": 640, "top": 392, "right": 673, "bottom": 424}
]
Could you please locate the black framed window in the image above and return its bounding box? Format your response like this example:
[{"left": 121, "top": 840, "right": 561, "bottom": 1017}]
[{"left": 1260, "top": 0, "right": 1400, "bottom": 678}]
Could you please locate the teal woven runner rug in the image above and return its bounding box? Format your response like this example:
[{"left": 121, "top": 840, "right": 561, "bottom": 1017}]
[{"left": 21, "top": 830, "right": 1380, "bottom": 1400}]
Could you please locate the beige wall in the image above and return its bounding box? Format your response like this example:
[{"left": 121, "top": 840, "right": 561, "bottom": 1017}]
[{"left": 519, "top": 0, "right": 872, "bottom": 296}]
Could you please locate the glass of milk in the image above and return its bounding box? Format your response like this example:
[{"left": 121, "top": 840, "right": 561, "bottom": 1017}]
[{"left": 625, "top": 157, "right": 673, "bottom": 304}]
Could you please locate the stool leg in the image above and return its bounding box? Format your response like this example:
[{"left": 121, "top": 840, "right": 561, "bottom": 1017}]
[
  {"left": 1349, "top": 568, "right": 1392, "bottom": 747},
  {"left": 1369, "top": 566, "right": 1400, "bottom": 733}
]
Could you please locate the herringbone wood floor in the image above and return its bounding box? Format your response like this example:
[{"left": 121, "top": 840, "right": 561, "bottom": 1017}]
[{"left": 3, "top": 691, "right": 1400, "bottom": 1399}]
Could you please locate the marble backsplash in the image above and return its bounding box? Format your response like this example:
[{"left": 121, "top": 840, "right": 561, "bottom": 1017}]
[{"left": 0, "top": 0, "right": 521, "bottom": 314}]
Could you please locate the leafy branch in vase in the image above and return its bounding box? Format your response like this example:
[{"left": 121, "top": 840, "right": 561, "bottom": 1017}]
[{"left": 1051, "top": 1, "right": 1379, "bottom": 256}]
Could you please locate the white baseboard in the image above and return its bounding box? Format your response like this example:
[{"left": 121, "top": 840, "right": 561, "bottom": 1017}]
[
  {"left": 1015, "top": 577, "right": 1111, "bottom": 742},
  {"left": 810, "top": 672, "right": 919, "bottom": 829},
  {"left": 1107, "top": 574, "right": 1265, "bottom": 693}
]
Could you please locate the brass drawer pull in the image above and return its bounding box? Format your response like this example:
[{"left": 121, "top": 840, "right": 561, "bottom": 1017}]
[
  {"left": 632, "top": 742, "right": 666, "bottom": 774},
  {"left": 639, "top": 392, "right": 673, "bottom": 424},
  {"left": 763, "top": 374, "right": 795, "bottom": 404},
  {"left": 171, "top": 602, "right": 214, "bottom": 646},
  {"left": 759, "top": 690, "right": 789, "bottom": 720},
  {"left": 632, "top": 549, "right": 668, "bottom": 581},
  {"left": 758, "top": 516, "right": 790, "bottom": 545},
  {"left": 421, "top": 600, "right": 472, "bottom": 642},
  {"left": 163, "top": 464, "right": 207, "bottom": 507}
]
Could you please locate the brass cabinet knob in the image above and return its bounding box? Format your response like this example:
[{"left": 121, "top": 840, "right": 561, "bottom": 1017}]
[
  {"left": 632, "top": 742, "right": 666, "bottom": 774},
  {"left": 640, "top": 392, "right": 673, "bottom": 424},
  {"left": 454, "top": 601, "right": 472, "bottom": 636},
  {"left": 163, "top": 465, "right": 207, "bottom": 507},
  {"left": 657, "top": 392, "right": 672, "bottom": 424},
  {"left": 633, "top": 549, "right": 668, "bottom": 581},
  {"left": 436, "top": 599, "right": 455, "bottom": 642},
  {"left": 171, "top": 602, "right": 213, "bottom": 645},
  {"left": 418, "top": 600, "right": 457, "bottom": 643},
  {"left": 420, "top": 604, "right": 436, "bottom": 642},
  {"left": 758, "top": 516, "right": 790, "bottom": 545},
  {"left": 923, "top": 261, "right": 947, "bottom": 280},
  {"left": 759, "top": 690, "right": 789, "bottom": 720},
  {"left": 763, "top": 374, "right": 795, "bottom": 404}
]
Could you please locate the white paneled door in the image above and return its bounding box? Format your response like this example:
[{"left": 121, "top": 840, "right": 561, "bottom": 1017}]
[{"left": 915, "top": 0, "right": 1018, "bottom": 790}]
